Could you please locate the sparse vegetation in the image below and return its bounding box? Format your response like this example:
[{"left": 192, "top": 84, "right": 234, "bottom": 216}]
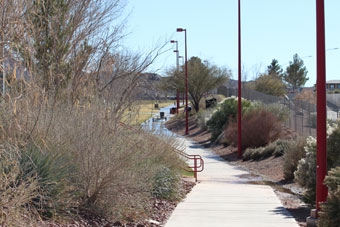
[
  {"left": 225, "top": 109, "right": 282, "bottom": 149},
  {"left": 318, "top": 167, "right": 340, "bottom": 227},
  {"left": 206, "top": 97, "right": 251, "bottom": 142},
  {"left": 242, "top": 139, "right": 291, "bottom": 161},
  {"left": 0, "top": 0, "right": 185, "bottom": 224},
  {"left": 282, "top": 137, "right": 306, "bottom": 181}
]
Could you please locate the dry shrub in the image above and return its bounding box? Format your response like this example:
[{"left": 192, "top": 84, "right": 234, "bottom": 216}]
[
  {"left": 225, "top": 110, "right": 282, "bottom": 149},
  {"left": 282, "top": 137, "right": 306, "bottom": 181},
  {"left": 0, "top": 144, "right": 38, "bottom": 226}
]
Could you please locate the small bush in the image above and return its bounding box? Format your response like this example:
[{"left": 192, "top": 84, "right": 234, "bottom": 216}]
[
  {"left": 294, "top": 136, "right": 317, "bottom": 204},
  {"left": 282, "top": 138, "right": 306, "bottom": 181},
  {"left": 196, "top": 108, "right": 215, "bottom": 130},
  {"left": 225, "top": 110, "right": 282, "bottom": 149},
  {"left": 207, "top": 97, "right": 251, "bottom": 141},
  {"left": 318, "top": 167, "right": 340, "bottom": 227},
  {"left": 295, "top": 123, "right": 340, "bottom": 204},
  {"left": 242, "top": 147, "right": 264, "bottom": 161},
  {"left": 242, "top": 140, "right": 291, "bottom": 161},
  {"left": 152, "top": 167, "right": 182, "bottom": 201},
  {"left": 273, "top": 139, "right": 291, "bottom": 157}
]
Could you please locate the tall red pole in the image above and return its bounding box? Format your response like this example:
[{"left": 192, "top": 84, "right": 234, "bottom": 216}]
[
  {"left": 184, "top": 29, "right": 189, "bottom": 134},
  {"left": 237, "top": 0, "right": 242, "bottom": 158},
  {"left": 175, "top": 41, "right": 180, "bottom": 114},
  {"left": 316, "top": 0, "right": 327, "bottom": 211},
  {"left": 176, "top": 28, "right": 189, "bottom": 134}
]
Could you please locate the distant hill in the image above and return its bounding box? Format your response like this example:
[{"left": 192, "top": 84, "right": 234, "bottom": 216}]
[{"left": 136, "top": 73, "right": 166, "bottom": 99}]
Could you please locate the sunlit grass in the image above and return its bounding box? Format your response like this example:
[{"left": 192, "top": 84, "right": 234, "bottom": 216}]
[
  {"left": 181, "top": 169, "right": 195, "bottom": 178},
  {"left": 124, "top": 100, "right": 175, "bottom": 125}
]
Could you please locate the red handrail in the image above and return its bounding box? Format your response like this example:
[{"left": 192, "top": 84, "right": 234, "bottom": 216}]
[
  {"left": 175, "top": 149, "right": 204, "bottom": 182},
  {"left": 119, "top": 122, "right": 204, "bottom": 182}
]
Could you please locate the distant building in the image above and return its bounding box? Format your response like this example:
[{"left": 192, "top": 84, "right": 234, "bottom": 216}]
[
  {"left": 326, "top": 80, "right": 340, "bottom": 90},
  {"left": 313, "top": 80, "right": 340, "bottom": 91}
]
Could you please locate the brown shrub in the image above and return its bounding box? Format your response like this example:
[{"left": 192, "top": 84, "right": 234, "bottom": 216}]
[
  {"left": 282, "top": 137, "right": 306, "bottom": 181},
  {"left": 225, "top": 110, "right": 282, "bottom": 149}
]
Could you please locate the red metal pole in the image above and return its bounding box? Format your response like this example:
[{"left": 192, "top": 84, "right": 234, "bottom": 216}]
[
  {"left": 184, "top": 29, "right": 189, "bottom": 135},
  {"left": 194, "top": 157, "right": 198, "bottom": 182},
  {"left": 237, "top": 0, "right": 242, "bottom": 158},
  {"left": 316, "top": 0, "right": 327, "bottom": 211},
  {"left": 175, "top": 41, "right": 180, "bottom": 114}
]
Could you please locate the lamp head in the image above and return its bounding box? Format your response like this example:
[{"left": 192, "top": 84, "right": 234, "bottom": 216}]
[
  {"left": 170, "top": 40, "right": 176, "bottom": 43},
  {"left": 176, "top": 28, "right": 185, "bottom": 32}
]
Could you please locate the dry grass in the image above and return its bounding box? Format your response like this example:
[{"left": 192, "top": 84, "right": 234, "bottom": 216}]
[
  {"left": 124, "top": 100, "right": 174, "bottom": 124},
  {"left": 225, "top": 110, "right": 282, "bottom": 149}
]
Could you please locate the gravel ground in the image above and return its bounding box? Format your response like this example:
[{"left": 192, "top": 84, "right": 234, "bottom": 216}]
[
  {"left": 37, "top": 180, "right": 195, "bottom": 227},
  {"left": 165, "top": 115, "right": 310, "bottom": 227}
]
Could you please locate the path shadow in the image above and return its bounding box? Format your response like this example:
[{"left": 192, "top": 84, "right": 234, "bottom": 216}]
[{"left": 270, "top": 206, "right": 295, "bottom": 219}]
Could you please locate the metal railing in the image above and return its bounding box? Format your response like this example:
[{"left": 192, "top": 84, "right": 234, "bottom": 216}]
[
  {"left": 119, "top": 122, "right": 204, "bottom": 182},
  {"left": 176, "top": 149, "right": 204, "bottom": 182}
]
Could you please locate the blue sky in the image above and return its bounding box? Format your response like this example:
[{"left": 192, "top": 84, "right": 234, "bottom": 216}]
[{"left": 121, "top": 0, "right": 340, "bottom": 87}]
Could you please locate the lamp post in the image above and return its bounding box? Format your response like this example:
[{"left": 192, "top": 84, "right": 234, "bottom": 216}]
[
  {"left": 179, "top": 56, "right": 185, "bottom": 105},
  {"left": 316, "top": 0, "right": 327, "bottom": 212},
  {"left": 176, "top": 28, "right": 189, "bottom": 134},
  {"left": 238, "top": 0, "right": 242, "bottom": 157},
  {"left": 171, "top": 40, "right": 180, "bottom": 114}
]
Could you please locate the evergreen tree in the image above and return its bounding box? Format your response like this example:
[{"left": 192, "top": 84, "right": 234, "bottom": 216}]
[
  {"left": 267, "top": 59, "right": 283, "bottom": 78},
  {"left": 284, "top": 54, "right": 308, "bottom": 91}
]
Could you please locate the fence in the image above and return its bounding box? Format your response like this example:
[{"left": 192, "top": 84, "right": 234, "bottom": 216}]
[{"left": 217, "top": 86, "right": 318, "bottom": 137}]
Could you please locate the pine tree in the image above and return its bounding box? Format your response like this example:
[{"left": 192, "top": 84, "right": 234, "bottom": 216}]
[
  {"left": 284, "top": 54, "right": 308, "bottom": 91},
  {"left": 267, "top": 59, "right": 283, "bottom": 78}
]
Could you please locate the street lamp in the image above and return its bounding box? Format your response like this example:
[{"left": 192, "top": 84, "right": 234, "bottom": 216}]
[
  {"left": 170, "top": 40, "right": 180, "bottom": 114},
  {"left": 176, "top": 28, "right": 189, "bottom": 134},
  {"left": 178, "top": 56, "right": 185, "bottom": 105},
  {"left": 238, "top": 0, "right": 242, "bottom": 157}
]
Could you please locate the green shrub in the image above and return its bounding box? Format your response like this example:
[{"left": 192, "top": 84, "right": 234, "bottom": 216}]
[
  {"left": 19, "top": 140, "right": 78, "bottom": 218},
  {"left": 260, "top": 143, "right": 277, "bottom": 159},
  {"left": 273, "top": 139, "right": 291, "bottom": 157},
  {"left": 242, "top": 140, "right": 291, "bottom": 161},
  {"left": 225, "top": 110, "right": 282, "bottom": 149},
  {"left": 152, "top": 167, "right": 182, "bottom": 201},
  {"left": 294, "top": 124, "right": 340, "bottom": 205},
  {"left": 294, "top": 136, "right": 317, "bottom": 204},
  {"left": 242, "top": 147, "right": 264, "bottom": 161},
  {"left": 282, "top": 138, "right": 306, "bottom": 181},
  {"left": 318, "top": 167, "right": 340, "bottom": 227},
  {"left": 326, "top": 122, "right": 340, "bottom": 168},
  {"left": 207, "top": 97, "right": 251, "bottom": 141}
]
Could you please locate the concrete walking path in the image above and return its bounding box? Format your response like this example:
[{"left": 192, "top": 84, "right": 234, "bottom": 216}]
[{"left": 165, "top": 137, "right": 298, "bottom": 227}]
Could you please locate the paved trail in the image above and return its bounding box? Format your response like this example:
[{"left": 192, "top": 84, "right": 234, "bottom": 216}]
[{"left": 165, "top": 137, "right": 298, "bottom": 227}]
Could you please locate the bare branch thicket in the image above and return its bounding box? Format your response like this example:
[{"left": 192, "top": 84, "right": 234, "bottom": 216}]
[{"left": 14, "top": 0, "right": 126, "bottom": 97}]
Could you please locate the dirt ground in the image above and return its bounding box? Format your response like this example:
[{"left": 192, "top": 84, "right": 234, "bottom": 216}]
[{"left": 166, "top": 116, "right": 310, "bottom": 227}]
